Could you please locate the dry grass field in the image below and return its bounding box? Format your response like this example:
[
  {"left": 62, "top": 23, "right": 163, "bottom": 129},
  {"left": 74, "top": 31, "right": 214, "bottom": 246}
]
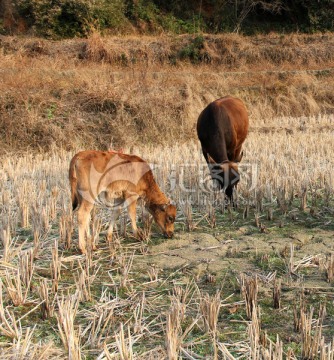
[
  {"left": 1, "top": 32, "right": 334, "bottom": 152},
  {"left": 0, "top": 33, "right": 334, "bottom": 359}
]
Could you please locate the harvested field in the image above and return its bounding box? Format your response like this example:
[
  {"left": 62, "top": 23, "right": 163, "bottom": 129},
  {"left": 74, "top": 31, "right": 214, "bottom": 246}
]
[
  {"left": 0, "top": 33, "right": 334, "bottom": 358},
  {"left": 0, "top": 134, "right": 333, "bottom": 358}
]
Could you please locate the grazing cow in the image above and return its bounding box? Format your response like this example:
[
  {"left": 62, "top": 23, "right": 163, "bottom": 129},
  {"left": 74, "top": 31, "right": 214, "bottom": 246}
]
[
  {"left": 69, "top": 150, "right": 176, "bottom": 254},
  {"left": 197, "top": 96, "right": 249, "bottom": 202}
]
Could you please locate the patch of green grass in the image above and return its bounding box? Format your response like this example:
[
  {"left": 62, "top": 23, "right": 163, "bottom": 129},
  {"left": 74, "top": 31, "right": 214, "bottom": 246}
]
[
  {"left": 191, "top": 339, "right": 213, "bottom": 358},
  {"left": 253, "top": 252, "right": 286, "bottom": 274}
]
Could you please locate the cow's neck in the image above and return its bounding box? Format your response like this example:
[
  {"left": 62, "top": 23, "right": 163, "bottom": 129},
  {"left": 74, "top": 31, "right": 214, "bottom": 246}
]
[
  {"left": 144, "top": 181, "right": 168, "bottom": 206},
  {"left": 218, "top": 136, "right": 229, "bottom": 162}
]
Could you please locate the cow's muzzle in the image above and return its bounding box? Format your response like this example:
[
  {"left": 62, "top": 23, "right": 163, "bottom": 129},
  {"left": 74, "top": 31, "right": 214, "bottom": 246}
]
[{"left": 164, "top": 231, "right": 174, "bottom": 239}]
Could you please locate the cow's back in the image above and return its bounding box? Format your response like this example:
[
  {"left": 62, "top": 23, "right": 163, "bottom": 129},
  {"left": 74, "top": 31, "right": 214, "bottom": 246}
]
[
  {"left": 70, "top": 150, "right": 153, "bottom": 199},
  {"left": 197, "top": 96, "right": 248, "bottom": 162}
]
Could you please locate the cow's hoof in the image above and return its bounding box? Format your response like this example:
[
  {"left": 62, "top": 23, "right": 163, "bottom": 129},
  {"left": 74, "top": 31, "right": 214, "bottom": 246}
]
[{"left": 136, "top": 229, "right": 145, "bottom": 241}]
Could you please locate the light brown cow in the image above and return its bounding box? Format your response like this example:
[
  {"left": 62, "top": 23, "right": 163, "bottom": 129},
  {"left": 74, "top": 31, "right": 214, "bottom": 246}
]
[{"left": 69, "top": 150, "right": 176, "bottom": 254}]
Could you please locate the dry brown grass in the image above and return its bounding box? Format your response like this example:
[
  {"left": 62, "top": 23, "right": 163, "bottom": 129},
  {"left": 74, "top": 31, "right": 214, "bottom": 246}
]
[
  {"left": 239, "top": 274, "right": 259, "bottom": 319},
  {"left": 0, "top": 32, "right": 334, "bottom": 359},
  {"left": 0, "top": 33, "right": 334, "bottom": 153},
  {"left": 56, "top": 291, "right": 81, "bottom": 360},
  {"left": 0, "top": 128, "right": 333, "bottom": 236},
  {"left": 300, "top": 305, "right": 326, "bottom": 359},
  {"left": 0, "top": 143, "right": 333, "bottom": 357}
]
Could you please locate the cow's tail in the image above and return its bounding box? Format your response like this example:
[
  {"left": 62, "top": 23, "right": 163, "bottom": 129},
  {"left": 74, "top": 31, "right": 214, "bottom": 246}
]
[{"left": 69, "top": 156, "right": 79, "bottom": 211}]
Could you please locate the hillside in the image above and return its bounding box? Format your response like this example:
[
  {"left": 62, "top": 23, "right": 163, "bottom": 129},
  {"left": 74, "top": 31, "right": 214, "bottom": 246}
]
[
  {"left": 1, "top": 32, "right": 334, "bottom": 153},
  {"left": 0, "top": 31, "right": 334, "bottom": 359}
]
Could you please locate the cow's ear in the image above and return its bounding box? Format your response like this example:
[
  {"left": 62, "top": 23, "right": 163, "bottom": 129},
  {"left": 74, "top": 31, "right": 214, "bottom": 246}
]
[
  {"left": 207, "top": 154, "right": 216, "bottom": 164},
  {"left": 159, "top": 204, "right": 167, "bottom": 212}
]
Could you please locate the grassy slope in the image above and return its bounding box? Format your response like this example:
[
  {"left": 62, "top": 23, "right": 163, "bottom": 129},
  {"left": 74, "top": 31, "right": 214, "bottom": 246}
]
[{"left": 0, "top": 32, "right": 334, "bottom": 154}]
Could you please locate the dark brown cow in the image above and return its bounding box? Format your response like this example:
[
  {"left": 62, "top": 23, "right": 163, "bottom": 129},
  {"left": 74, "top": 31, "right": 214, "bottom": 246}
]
[
  {"left": 197, "top": 96, "right": 249, "bottom": 202},
  {"left": 69, "top": 150, "right": 176, "bottom": 254}
]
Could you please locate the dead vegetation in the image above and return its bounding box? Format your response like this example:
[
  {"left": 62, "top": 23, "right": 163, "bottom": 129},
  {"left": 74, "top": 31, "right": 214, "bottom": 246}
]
[
  {"left": 0, "top": 33, "right": 334, "bottom": 153},
  {"left": 0, "top": 132, "right": 333, "bottom": 357},
  {"left": 0, "top": 32, "right": 333, "bottom": 358}
]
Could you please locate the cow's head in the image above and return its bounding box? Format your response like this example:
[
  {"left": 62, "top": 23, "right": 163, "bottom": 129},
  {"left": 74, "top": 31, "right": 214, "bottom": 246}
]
[
  {"left": 147, "top": 202, "right": 176, "bottom": 238},
  {"left": 207, "top": 154, "right": 240, "bottom": 199}
]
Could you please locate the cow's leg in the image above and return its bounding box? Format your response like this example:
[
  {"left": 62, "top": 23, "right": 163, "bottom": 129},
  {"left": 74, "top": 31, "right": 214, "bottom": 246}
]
[
  {"left": 201, "top": 146, "right": 215, "bottom": 189},
  {"left": 106, "top": 199, "right": 124, "bottom": 243},
  {"left": 125, "top": 196, "right": 143, "bottom": 240},
  {"left": 201, "top": 146, "right": 209, "bottom": 164},
  {"left": 77, "top": 200, "right": 94, "bottom": 255},
  {"left": 232, "top": 185, "right": 238, "bottom": 209},
  {"left": 225, "top": 185, "right": 234, "bottom": 204}
]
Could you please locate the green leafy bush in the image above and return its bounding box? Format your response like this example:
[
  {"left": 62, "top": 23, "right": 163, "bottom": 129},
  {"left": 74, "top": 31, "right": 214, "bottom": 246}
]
[
  {"left": 13, "top": 0, "right": 127, "bottom": 38},
  {"left": 178, "top": 35, "right": 206, "bottom": 63},
  {"left": 301, "top": 0, "right": 334, "bottom": 32},
  {"left": 14, "top": 0, "right": 92, "bottom": 37},
  {"left": 5, "top": 0, "right": 334, "bottom": 37},
  {"left": 91, "top": 0, "right": 127, "bottom": 32}
]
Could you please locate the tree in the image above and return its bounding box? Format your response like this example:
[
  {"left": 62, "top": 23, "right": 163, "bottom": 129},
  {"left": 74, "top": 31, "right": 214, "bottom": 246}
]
[{"left": 233, "top": 0, "right": 285, "bottom": 33}]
